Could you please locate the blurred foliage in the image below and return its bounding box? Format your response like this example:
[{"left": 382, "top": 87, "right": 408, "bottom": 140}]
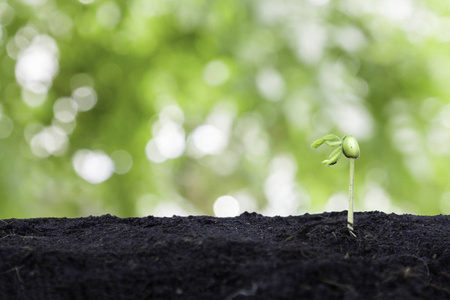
[{"left": 1, "top": 0, "right": 450, "bottom": 218}]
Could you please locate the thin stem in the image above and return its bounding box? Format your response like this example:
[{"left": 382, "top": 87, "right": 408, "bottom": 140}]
[{"left": 348, "top": 158, "right": 356, "bottom": 237}]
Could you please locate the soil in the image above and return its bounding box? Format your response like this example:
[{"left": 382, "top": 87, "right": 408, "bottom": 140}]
[{"left": 0, "top": 211, "right": 449, "bottom": 299}]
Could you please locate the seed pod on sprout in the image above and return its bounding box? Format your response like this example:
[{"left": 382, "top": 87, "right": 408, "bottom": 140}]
[{"left": 342, "top": 135, "right": 360, "bottom": 159}]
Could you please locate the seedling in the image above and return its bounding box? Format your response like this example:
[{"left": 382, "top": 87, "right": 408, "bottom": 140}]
[{"left": 311, "top": 134, "right": 360, "bottom": 237}]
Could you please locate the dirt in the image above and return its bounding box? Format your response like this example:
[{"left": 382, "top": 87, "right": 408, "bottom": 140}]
[{"left": 0, "top": 211, "right": 449, "bottom": 299}]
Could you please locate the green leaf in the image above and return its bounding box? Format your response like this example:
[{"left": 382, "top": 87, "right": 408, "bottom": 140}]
[
  {"left": 311, "top": 134, "right": 341, "bottom": 148},
  {"left": 321, "top": 147, "right": 343, "bottom": 166}
]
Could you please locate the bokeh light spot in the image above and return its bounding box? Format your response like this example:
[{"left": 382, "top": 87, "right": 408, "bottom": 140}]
[
  {"left": 362, "top": 182, "right": 393, "bottom": 212},
  {"left": 72, "top": 86, "right": 97, "bottom": 111},
  {"left": 203, "top": 60, "right": 230, "bottom": 87},
  {"left": 333, "top": 104, "right": 374, "bottom": 140},
  {"left": 256, "top": 68, "right": 285, "bottom": 102},
  {"left": 21, "top": 89, "right": 47, "bottom": 107},
  {"left": 190, "top": 124, "right": 227, "bottom": 156},
  {"left": 292, "top": 22, "right": 326, "bottom": 64},
  {"left": 30, "top": 126, "right": 68, "bottom": 158},
  {"left": 147, "top": 120, "right": 186, "bottom": 162},
  {"left": 263, "top": 155, "right": 301, "bottom": 216},
  {"left": 73, "top": 150, "right": 114, "bottom": 184},
  {"left": 334, "top": 26, "right": 366, "bottom": 52},
  {"left": 324, "top": 192, "right": 348, "bottom": 212},
  {"left": 15, "top": 35, "right": 59, "bottom": 94},
  {"left": 213, "top": 195, "right": 240, "bottom": 217},
  {"left": 53, "top": 97, "right": 77, "bottom": 123},
  {"left": 145, "top": 139, "right": 166, "bottom": 163}
]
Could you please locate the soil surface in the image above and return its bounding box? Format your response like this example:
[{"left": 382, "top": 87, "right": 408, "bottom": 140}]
[{"left": 0, "top": 211, "right": 449, "bottom": 299}]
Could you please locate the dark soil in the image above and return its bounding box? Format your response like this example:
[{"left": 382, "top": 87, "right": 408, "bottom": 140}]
[{"left": 0, "top": 211, "right": 449, "bottom": 299}]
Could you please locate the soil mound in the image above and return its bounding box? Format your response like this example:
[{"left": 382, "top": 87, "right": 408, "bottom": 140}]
[{"left": 0, "top": 211, "right": 449, "bottom": 299}]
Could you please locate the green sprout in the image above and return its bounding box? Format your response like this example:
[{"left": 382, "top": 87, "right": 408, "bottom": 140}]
[{"left": 311, "top": 134, "right": 360, "bottom": 237}]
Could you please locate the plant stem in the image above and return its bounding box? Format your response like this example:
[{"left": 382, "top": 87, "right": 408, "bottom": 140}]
[{"left": 348, "top": 158, "right": 356, "bottom": 237}]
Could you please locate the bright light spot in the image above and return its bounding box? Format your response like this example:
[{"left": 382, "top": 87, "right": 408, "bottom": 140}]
[
  {"left": 293, "top": 22, "right": 326, "bottom": 64},
  {"left": 78, "top": 0, "right": 94, "bottom": 4},
  {"left": 206, "top": 102, "right": 236, "bottom": 132},
  {"left": 256, "top": 0, "right": 290, "bottom": 25},
  {"left": 203, "top": 60, "right": 230, "bottom": 87},
  {"left": 324, "top": 192, "right": 348, "bottom": 212},
  {"left": 159, "top": 104, "right": 185, "bottom": 124},
  {"left": 379, "top": 0, "right": 414, "bottom": 22},
  {"left": 111, "top": 150, "right": 133, "bottom": 174},
  {"left": 362, "top": 182, "right": 393, "bottom": 212},
  {"left": 256, "top": 68, "right": 285, "bottom": 102},
  {"left": 97, "top": 2, "right": 121, "bottom": 29},
  {"left": 21, "top": 89, "right": 47, "bottom": 107},
  {"left": 154, "top": 202, "right": 189, "bottom": 217},
  {"left": 72, "top": 86, "right": 97, "bottom": 111},
  {"left": 186, "top": 102, "right": 235, "bottom": 159},
  {"left": 335, "top": 26, "right": 366, "bottom": 52},
  {"left": 263, "top": 155, "right": 302, "bottom": 216},
  {"left": 72, "top": 150, "right": 114, "bottom": 184},
  {"left": 30, "top": 126, "right": 68, "bottom": 158},
  {"left": 0, "top": 114, "right": 14, "bottom": 139},
  {"left": 233, "top": 190, "right": 258, "bottom": 213},
  {"left": 146, "top": 117, "right": 186, "bottom": 163},
  {"left": 53, "top": 97, "right": 77, "bottom": 123},
  {"left": 145, "top": 139, "right": 166, "bottom": 163},
  {"left": 333, "top": 104, "right": 374, "bottom": 141},
  {"left": 146, "top": 102, "right": 186, "bottom": 163},
  {"left": 154, "top": 121, "right": 185, "bottom": 159},
  {"left": 213, "top": 195, "right": 240, "bottom": 217},
  {"left": 52, "top": 118, "right": 76, "bottom": 135},
  {"left": 15, "top": 26, "right": 39, "bottom": 49},
  {"left": 15, "top": 35, "right": 59, "bottom": 94},
  {"left": 191, "top": 124, "right": 227, "bottom": 156}
]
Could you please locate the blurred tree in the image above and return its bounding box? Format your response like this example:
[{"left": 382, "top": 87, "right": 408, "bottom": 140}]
[{"left": 0, "top": 0, "right": 450, "bottom": 218}]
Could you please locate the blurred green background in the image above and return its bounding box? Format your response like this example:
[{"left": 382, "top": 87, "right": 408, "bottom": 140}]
[{"left": 0, "top": 0, "right": 449, "bottom": 218}]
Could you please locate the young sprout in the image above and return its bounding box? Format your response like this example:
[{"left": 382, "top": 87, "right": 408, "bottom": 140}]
[{"left": 311, "top": 134, "right": 360, "bottom": 237}]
